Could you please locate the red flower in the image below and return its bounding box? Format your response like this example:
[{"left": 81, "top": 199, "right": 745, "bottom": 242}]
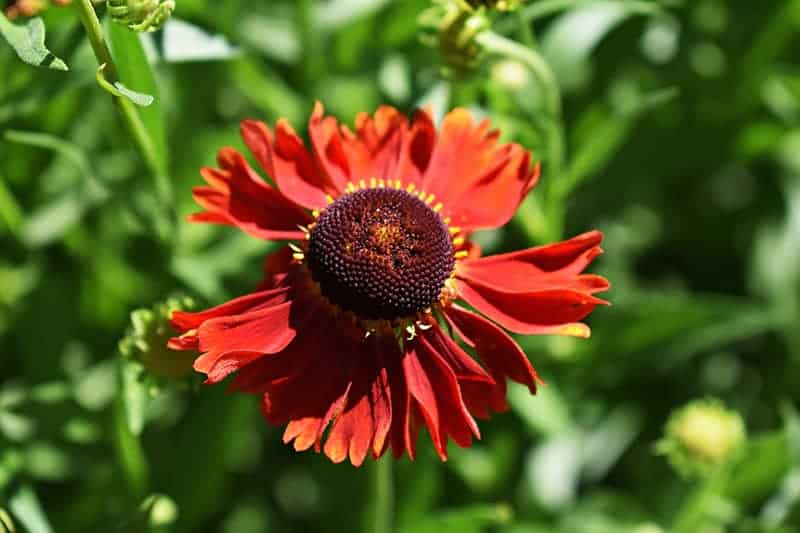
[{"left": 169, "top": 103, "right": 609, "bottom": 466}]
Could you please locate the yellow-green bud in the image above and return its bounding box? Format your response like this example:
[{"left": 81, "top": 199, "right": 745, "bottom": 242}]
[
  {"left": 119, "top": 296, "right": 196, "bottom": 378},
  {"left": 656, "top": 398, "right": 746, "bottom": 478},
  {"left": 466, "top": 0, "right": 522, "bottom": 11},
  {"left": 108, "top": 0, "right": 174, "bottom": 32},
  {"left": 419, "top": 0, "right": 490, "bottom": 75}
]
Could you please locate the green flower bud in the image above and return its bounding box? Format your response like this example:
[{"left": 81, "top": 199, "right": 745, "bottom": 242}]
[
  {"left": 119, "top": 296, "right": 196, "bottom": 378},
  {"left": 466, "top": 0, "right": 522, "bottom": 11},
  {"left": 419, "top": 0, "right": 490, "bottom": 75},
  {"left": 108, "top": 0, "right": 174, "bottom": 32},
  {"left": 656, "top": 398, "right": 746, "bottom": 478}
]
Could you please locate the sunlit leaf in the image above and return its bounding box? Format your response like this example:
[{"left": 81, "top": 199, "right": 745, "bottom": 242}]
[
  {"left": 0, "top": 12, "right": 67, "bottom": 71},
  {"left": 8, "top": 485, "right": 52, "bottom": 533}
]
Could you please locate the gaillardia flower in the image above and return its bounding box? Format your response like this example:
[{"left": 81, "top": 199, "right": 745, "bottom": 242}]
[{"left": 169, "top": 103, "right": 609, "bottom": 466}]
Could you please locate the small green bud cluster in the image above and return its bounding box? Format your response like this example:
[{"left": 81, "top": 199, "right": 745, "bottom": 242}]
[
  {"left": 420, "top": 0, "right": 491, "bottom": 75},
  {"left": 119, "top": 296, "right": 196, "bottom": 378},
  {"left": 108, "top": 0, "right": 174, "bottom": 32},
  {"left": 466, "top": 0, "right": 522, "bottom": 11}
]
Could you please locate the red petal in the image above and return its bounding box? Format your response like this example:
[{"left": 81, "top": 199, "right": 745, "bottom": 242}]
[
  {"left": 191, "top": 148, "right": 311, "bottom": 240},
  {"left": 308, "top": 101, "right": 352, "bottom": 192},
  {"left": 456, "top": 280, "right": 608, "bottom": 335},
  {"left": 443, "top": 305, "right": 541, "bottom": 395},
  {"left": 404, "top": 339, "right": 480, "bottom": 460},
  {"left": 420, "top": 324, "right": 494, "bottom": 384},
  {"left": 323, "top": 340, "right": 393, "bottom": 466},
  {"left": 170, "top": 287, "right": 290, "bottom": 331},
  {"left": 419, "top": 323, "right": 502, "bottom": 420},
  {"left": 389, "top": 109, "right": 435, "bottom": 188},
  {"left": 457, "top": 230, "right": 608, "bottom": 293},
  {"left": 454, "top": 231, "right": 609, "bottom": 335},
  {"left": 420, "top": 109, "right": 539, "bottom": 231},
  {"left": 194, "top": 297, "right": 317, "bottom": 383},
  {"left": 340, "top": 106, "right": 409, "bottom": 183}
]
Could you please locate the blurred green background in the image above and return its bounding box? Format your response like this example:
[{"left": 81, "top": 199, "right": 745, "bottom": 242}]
[{"left": 1, "top": 0, "right": 800, "bottom": 531}]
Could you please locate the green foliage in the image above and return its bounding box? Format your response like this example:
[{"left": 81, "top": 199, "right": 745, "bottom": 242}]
[
  {"left": 1, "top": 0, "right": 800, "bottom": 532},
  {"left": 0, "top": 11, "right": 67, "bottom": 71}
]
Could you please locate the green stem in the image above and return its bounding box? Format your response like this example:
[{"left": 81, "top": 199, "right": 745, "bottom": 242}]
[
  {"left": 368, "top": 458, "right": 393, "bottom": 533},
  {"left": 476, "top": 30, "right": 566, "bottom": 240},
  {"left": 296, "top": 0, "right": 320, "bottom": 85},
  {"left": 672, "top": 467, "right": 729, "bottom": 533},
  {"left": 73, "top": 0, "right": 170, "bottom": 203},
  {"left": 0, "top": 171, "right": 23, "bottom": 238}
]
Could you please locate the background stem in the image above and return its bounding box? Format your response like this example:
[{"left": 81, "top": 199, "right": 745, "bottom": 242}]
[
  {"left": 368, "top": 458, "right": 393, "bottom": 533},
  {"left": 73, "top": 0, "right": 169, "bottom": 201}
]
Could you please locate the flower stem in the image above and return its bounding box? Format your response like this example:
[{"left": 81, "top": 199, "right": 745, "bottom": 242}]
[
  {"left": 476, "top": 30, "right": 566, "bottom": 240},
  {"left": 367, "top": 458, "right": 393, "bottom": 533},
  {"left": 73, "top": 0, "right": 170, "bottom": 202},
  {"left": 671, "top": 467, "right": 729, "bottom": 533}
]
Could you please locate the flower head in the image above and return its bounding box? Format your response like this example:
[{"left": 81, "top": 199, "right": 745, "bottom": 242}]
[
  {"left": 169, "top": 102, "right": 609, "bottom": 466},
  {"left": 657, "top": 398, "right": 746, "bottom": 478}
]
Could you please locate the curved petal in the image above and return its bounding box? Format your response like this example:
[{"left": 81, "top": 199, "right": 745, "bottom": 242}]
[
  {"left": 456, "top": 279, "right": 608, "bottom": 335},
  {"left": 191, "top": 148, "right": 311, "bottom": 240},
  {"left": 308, "top": 101, "right": 353, "bottom": 192},
  {"left": 342, "top": 106, "right": 408, "bottom": 183},
  {"left": 404, "top": 337, "right": 480, "bottom": 460},
  {"left": 194, "top": 297, "right": 317, "bottom": 383},
  {"left": 323, "top": 338, "right": 393, "bottom": 466},
  {"left": 420, "top": 109, "right": 539, "bottom": 231},
  {"left": 456, "top": 231, "right": 609, "bottom": 294},
  {"left": 241, "top": 119, "right": 340, "bottom": 210},
  {"left": 443, "top": 304, "right": 541, "bottom": 397},
  {"left": 170, "top": 287, "right": 290, "bottom": 332},
  {"left": 419, "top": 323, "right": 503, "bottom": 420},
  {"left": 387, "top": 109, "right": 436, "bottom": 188}
]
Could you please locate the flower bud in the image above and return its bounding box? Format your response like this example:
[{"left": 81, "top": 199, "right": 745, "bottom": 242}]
[
  {"left": 119, "top": 296, "right": 196, "bottom": 378},
  {"left": 466, "top": 0, "right": 522, "bottom": 11},
  {"left": 657, "top": 398, "right": 746, "bottom": 478},
  {"left": 108, "top": 0, "right": 174, "bottom": 32},
  {"left": 419, "top": 0, "right": 490, "bottom": 75}
]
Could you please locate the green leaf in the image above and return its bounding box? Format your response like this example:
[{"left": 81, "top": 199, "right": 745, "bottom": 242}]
[
  {"left": 96, "top": 64, "right": 154, "bottom": 107},
  {"left": 0, "top": 12, "right": 68, "bottom": 71},
  {"left": 8, "top": 485, "right": 52, "bottom": 533},
  {"left": 107, "top": 21, "right": 167, "bottom": 175}
]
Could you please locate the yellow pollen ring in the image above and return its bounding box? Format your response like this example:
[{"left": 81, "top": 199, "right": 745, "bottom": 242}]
[
  {"left": 359, "top": 179, "right": 367, "bottom": 189},
  {"left": 453, "top": 236, "right": 465, "bottom": 247},
  {"left": 370, "top": 177, "right": 377, "bottom": 188},
  {"left": 325, "top": 195, "right": 335, "bottom": 204},
  {"left": 345, "top": 182, "right": 357, "bottom": 193},
  {"left": 454, "top": 250, "right": 469, "bottom": 259}
]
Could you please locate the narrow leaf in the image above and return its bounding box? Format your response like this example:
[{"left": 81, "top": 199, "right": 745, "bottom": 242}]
[
  {"left": 0, "top": 12, "right": 67, "bottom": 71},
  {"left": 96, "top": 64, "right": 154, "bottom": 107},
  {"left": 107, "top": 21, "right": 167, "bottom": 175}
]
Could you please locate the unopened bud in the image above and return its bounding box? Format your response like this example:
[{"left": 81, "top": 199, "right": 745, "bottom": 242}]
[
  {"left": 108, "top": 0, "right": 174, "bottom": 32},
  {"left": 656, "top": 398, "right": 746, "bottom": 478},
  {"left": 466, "top": 0, "right": 522, "bottom": 11},
  {"left": 119, "top": 296, "right": 196, "bottom": 378},
  {"left": 419, "top": 0, "right": 490, "bottom": 75}
]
